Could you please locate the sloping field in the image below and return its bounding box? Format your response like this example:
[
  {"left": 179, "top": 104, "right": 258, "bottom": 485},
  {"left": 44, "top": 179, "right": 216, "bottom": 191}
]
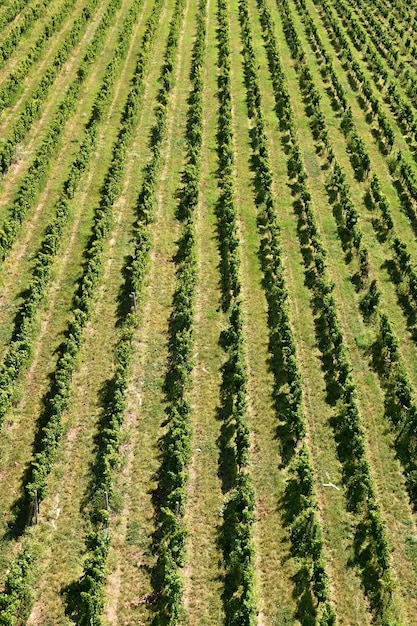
[{"left": 0, "top": 0, "right": 417, "bottom": 624}]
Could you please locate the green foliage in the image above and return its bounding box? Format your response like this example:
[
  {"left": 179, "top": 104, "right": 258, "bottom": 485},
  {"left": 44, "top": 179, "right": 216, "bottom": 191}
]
[
  {"left": 239, "top": 0, "right": 337, "bottom": 621},
  {"left": 75, "top": 0, "right": 173, "bottom": 621},
  {"left": 0, "top": 0, "right": 54, "bottom": 70},
  {"left": 0, "top": 0, "right": 75, "bottom": 115},
  {"left": 24, "top": 0, "right": 151, "bottom": 501},
  {"left": 0, "top": 547, "right": 34, "bottom": 625},
  {"left": 151, "top": 2, "right": 204, "bottom": 622},
  {"left": 360, "top": 279, "right": 380, "bottom": 318},
  {"left": 0, "top": 0, "right": 102, "bottom": 178},
  {"left": 257, "top": 0, "right": 398, "bottom": 620},
  {"left": 0, "top": 0, "right": 169, "bottom": 620},
  {"left": 0, "top": 0, "right": 124, "bottom": 263}
]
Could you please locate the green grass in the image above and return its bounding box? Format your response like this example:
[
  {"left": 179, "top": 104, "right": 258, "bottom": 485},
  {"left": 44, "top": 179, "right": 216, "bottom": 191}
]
[
  {"left": 0, "top": 0, "right": 146, "bottom": 569},
  {"left": 264, "top": 0, "right": 417, "bottom": 620},
  {"left": 1, "top": 0, "right": 417, "bottom": 623},
  {"left": 243, "top": 0, "right": 374, "bottom": 621},
  {"left": 102, "top": 1, "right": 197, "bottom": 622},
  {"left": 0, "top": 0, "right": 174, "bottom": 619}
]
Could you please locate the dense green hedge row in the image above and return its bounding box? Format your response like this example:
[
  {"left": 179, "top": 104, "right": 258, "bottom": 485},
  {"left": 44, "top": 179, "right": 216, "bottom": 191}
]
[
  {"left": 0, "top": 0, "right": 75, "bottom": 114},
  {"left": 150, "top": 2, "right": 206, "bottom": 623},
  {"left": 261, "top": 1, "right": 399, "bottom": 622},
  {"left": 74, "top": 3, "right": 186, "bottom": 622},
  {"left": 0, "top": 0, "right": 127, "bottom": 430},
  {"left": 240, "top": 0, "right": 337, "bottom": 623},
  {"left": 0, "top": 547, "right": 36, "bottom": 626},
  {"left": 0, "top": 0, "right": 102, "bottom": 176},
  {"left": 0, "top": 0, "right": 54, "bottom": 69},
  {"left": 216, "top": 1, "right": 257, "bottom": 623}
]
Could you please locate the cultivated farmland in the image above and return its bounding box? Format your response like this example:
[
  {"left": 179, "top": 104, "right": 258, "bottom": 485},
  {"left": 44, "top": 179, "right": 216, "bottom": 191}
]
[{"left": 0, "top": 0, "right": 417, "bottom": 624}]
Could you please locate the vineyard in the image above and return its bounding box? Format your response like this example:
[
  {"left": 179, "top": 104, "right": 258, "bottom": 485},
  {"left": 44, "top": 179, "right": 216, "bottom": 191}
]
[{"left": 1, "top": 0, "right": 417, "bottom": 623}]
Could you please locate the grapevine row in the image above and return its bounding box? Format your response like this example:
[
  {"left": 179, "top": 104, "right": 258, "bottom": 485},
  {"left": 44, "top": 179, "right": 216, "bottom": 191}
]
[
  {"left": 282, "top": 0, "right": 370, "bottom": 261},
  {"left": 315, "top": 0, "right": 417, "bottom": 162},
  {"left": 289, "top": 0, "right": 417, "bottom": 284},
  {"left": 0, "top": 0, "right": 54, "bottom": 69},
  {"left": 288, "top": 0, "right": 417, "bottom": 280},
  {"left": 0, "top": 547, "right": 36, "bottom": 625},
  {"left": 298, "top": 0, "right": 417, "bottom": 567},
  {"left": 25, "top": 0, "right": 164, "bottom": 512},
  {"left": 364, "top": 179, "right": 417, "bottom": 508},
  {"left": 216, "top": 1, "right": 257, "bottom": 623},
  {"left": 292, "top": 0, "right": 395, "bottom": 155},
  {"left": 0, "top": 0, "right": 76, "bottom": 115},
  {"left": 367, "top": 0, "right": 417, "bottom": 49},
  {"left": 288, "top": 0, "right": 417, "bottom": 510},
  {"left": 0, "top": 0, "right": 38, "bottom": 30},
  {"left": 0, "top": 0, "right": 165, "bottom": 618},
  {"left": 292, "top": 0, "right": 417, "bottom": 270},
  {"left": 149, "top": 1, "right": 206, "bottom": 622},
  {"left": 338, "top": 0, "right": 417, "bottom": 104},
  {"left": 348, "top": 0, "right": 417, "bottom": 79}
]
